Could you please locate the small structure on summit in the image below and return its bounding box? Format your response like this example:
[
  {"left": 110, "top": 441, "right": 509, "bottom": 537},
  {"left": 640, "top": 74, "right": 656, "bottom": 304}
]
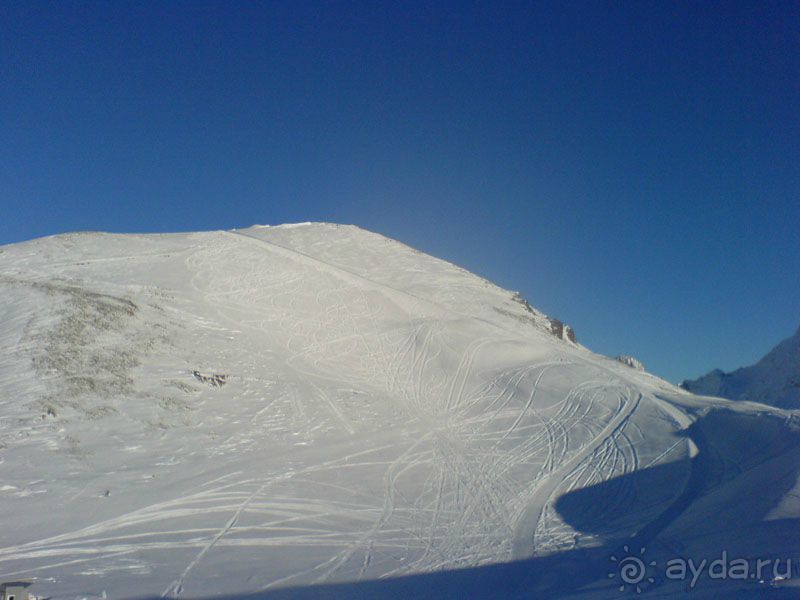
[{"left": 1, "top": 581, "right": 33, "bottom": 600}]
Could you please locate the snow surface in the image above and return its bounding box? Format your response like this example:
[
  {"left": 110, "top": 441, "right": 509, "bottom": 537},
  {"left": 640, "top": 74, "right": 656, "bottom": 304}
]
[{"left": 0, "top": 224, "right": 797, "bottom": 599}]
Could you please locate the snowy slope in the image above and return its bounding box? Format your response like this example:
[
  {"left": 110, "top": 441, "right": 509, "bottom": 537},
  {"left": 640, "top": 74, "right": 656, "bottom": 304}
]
[
  {"left": 0, "top": 224, "right": 797, "bottom": 600},
  {"left": 682, "top": 325, "right": 800, "bottom": 409}
]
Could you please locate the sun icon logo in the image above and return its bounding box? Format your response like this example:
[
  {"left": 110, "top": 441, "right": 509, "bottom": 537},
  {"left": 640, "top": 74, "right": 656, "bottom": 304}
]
[{"left": 608, "top": 545, "right": 657, "bottom": 593}]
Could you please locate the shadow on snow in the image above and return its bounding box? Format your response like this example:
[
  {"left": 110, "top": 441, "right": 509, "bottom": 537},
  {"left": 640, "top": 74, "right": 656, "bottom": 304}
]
[{"left": 139, "top": 407, "right": 800, "bottom": 600}]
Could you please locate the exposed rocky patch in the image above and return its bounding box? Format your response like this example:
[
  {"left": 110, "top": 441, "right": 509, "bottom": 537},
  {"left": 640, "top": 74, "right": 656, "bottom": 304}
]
[
  {"left": 192, "top": 370, "right": 228, "bottom": 387},
  {"left": 616, "top": 355, "right": 645, "bottom": 371},
  {"left": 548, "top": 317, "right": 577, "bottom": 344},
  {"left": 509, "top": 292, "right": 577, "bottom": 343},
  {"left": 0, "top": 276, "right": 179, "bottom": 443}
]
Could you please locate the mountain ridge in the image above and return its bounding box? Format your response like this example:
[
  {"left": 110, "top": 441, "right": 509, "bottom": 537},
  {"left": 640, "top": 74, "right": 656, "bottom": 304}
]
[
  {"left": 681, "top": 324, "right": 800, "bottom": 409},
  {"left": 0, "top": 224, "right": 797, "bottom": 599}
]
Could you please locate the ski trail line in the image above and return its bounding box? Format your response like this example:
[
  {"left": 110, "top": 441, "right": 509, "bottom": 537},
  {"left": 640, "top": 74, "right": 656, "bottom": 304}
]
[
  {"left": 225, "top": 230, "right": 540, "bottom": 340},
  {"left": 162, "top": 483, "right": 265, "bottom": 598},
  {"left": 511, "top": 390, "right": 641, "bottom": 559}
]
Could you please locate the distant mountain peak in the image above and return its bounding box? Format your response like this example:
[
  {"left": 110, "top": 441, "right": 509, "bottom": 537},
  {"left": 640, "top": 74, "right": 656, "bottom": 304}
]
[{"left": 681, "top": 324, "right": 800, "bottom": 409}]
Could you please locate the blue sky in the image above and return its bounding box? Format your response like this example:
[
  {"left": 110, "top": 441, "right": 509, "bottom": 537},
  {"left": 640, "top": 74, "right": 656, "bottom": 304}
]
[{"left": 2, "top": 1, "right": 798, "bottom": 382}]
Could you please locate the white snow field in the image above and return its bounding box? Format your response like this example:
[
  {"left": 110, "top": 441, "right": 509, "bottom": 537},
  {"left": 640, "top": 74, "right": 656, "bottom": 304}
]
[{"left": 0, "top": 224, "right": 797, "bottom": 599}]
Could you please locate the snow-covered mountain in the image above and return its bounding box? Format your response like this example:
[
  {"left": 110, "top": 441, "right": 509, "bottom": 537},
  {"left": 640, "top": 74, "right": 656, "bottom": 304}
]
[
  {"left": 681, "top": 325, "right": 800, "bottom": 410},
  {"left": 0, "top": 224, "right": 798, "bottom": 599}
]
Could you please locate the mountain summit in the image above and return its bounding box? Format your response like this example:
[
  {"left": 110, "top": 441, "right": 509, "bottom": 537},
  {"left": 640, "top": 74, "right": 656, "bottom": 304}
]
[
  {"left": 0, "top": 224, "right": 798, "bottom": 599},
  {"left": 681, "top": 325, "right": 800, "bottom": 409}
]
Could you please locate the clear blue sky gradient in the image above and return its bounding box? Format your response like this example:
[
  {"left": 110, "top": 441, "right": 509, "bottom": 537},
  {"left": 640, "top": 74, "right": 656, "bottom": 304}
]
[{"left": 2, "top": 1, "right": 798, "bottom": 382}]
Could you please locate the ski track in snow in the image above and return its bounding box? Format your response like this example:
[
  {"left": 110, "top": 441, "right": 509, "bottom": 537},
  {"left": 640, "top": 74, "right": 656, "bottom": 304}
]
[
  {"left": 2, "top": 225, "right": 791, "bottom": 599},
  {"left": 162, "top": 483, "right": 266, "bottom": 598},
  {"left": 511, "top": 389, "right": 641, "bottom": 559}
]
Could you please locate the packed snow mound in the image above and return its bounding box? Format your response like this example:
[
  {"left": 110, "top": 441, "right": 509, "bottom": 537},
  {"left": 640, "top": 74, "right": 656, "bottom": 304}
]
[
  {"left": 0, "top": 225, "right": 798, "bottom": 600},
  {"left": 681, "top": 325, "right": 800, "bottom": 409}
]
